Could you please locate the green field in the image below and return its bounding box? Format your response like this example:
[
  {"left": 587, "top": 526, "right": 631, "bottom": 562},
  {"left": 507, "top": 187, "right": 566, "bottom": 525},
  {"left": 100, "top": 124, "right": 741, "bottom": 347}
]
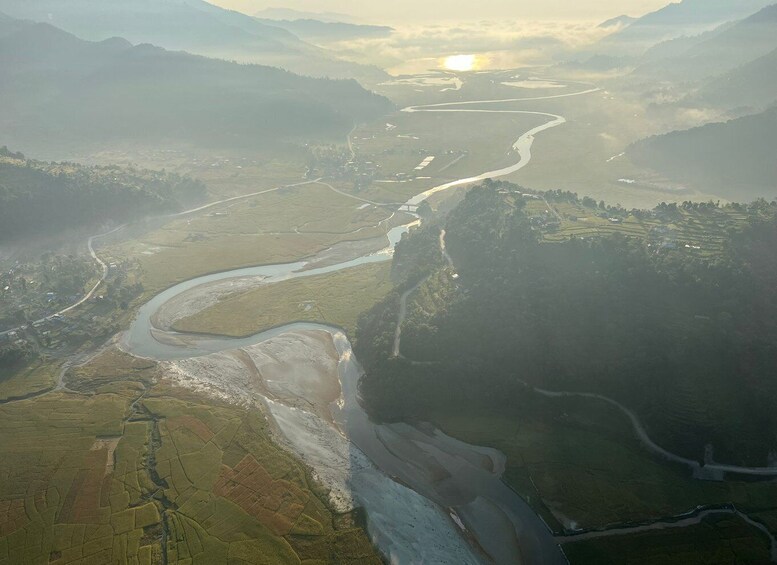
[
  {"left": 173, "top": 262, "right": 394, "bottom": 338},
  {"left": 109, "top": 182, "right": 398, "bottom": 294}
]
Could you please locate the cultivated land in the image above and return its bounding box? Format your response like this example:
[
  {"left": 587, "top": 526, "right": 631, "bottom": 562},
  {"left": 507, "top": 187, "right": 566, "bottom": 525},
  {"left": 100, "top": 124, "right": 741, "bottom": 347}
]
[
  {"left": 0, "top": 349, "right": 380, "bottom": 565},
  {"left": 110, "top": 181, "right": 400, "bottom": 294},
  {"left": 362, "top": 77, "right": 726, "bottom": 210},
  {"left": 521, "top": 196, "right": 753, "bottom": 256},
  {"left": 0, "top": 359, "right": 61, "bottom": 401}
]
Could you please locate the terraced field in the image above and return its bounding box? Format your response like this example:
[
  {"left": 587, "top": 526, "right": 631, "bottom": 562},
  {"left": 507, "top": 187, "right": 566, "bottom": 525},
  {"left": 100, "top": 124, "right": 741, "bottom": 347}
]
[
  {"left": 522, "top": 198, "right": 753, "bottom": 257},
  {"left": 0, "top": 350, "right": 379, "bottom": 564}
]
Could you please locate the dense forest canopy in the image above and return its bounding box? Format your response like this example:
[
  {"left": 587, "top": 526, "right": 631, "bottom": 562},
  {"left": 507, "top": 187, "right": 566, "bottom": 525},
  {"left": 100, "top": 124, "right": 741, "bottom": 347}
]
[
  {"left": 0, "top": 147, "right": 206, "bottom": 241},
  {"left": 356, "top": 182, "right": 777, "bottom": 466}
]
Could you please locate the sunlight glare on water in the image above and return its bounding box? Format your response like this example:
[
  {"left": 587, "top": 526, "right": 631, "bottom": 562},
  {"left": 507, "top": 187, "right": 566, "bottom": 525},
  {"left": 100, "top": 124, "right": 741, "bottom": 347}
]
[{"left": 443, "top": 54, "right": 477, "bottom": 71}]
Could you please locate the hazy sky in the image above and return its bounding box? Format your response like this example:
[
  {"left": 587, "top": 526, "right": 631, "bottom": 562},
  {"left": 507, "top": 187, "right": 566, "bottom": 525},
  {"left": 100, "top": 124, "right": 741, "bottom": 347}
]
[{"left": 213, "top": 0, "right": 670, "bottom": 23}]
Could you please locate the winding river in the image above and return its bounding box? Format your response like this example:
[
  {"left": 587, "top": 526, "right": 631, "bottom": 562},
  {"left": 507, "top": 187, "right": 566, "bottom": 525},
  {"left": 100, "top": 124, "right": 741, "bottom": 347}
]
[{"left": 119, "top": 84, "right": 606, "bottom": 563}]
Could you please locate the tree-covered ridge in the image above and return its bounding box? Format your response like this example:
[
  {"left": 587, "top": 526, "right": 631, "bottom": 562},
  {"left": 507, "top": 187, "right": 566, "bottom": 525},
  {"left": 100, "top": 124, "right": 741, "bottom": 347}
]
[
  {"left": 0, "top": 148, "right": 206, "bottom": 241},
  {"left": 0, "top": 14, "right": 393, "bottom": 154},
  {"left": 629, "top": 106, "right": 777, "bottom": 201},
  {"left": 356, "top": 182, "right": 777, "bottom": 466}
]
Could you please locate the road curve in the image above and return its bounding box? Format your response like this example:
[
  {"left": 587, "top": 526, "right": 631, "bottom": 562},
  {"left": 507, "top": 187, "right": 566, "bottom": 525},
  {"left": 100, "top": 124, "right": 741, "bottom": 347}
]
[
  {"left": 528, "top": 385, "right": 777, "bottom": 478},
  {"left": 0, "top": 179, "right": 322, "bottom": 337}
]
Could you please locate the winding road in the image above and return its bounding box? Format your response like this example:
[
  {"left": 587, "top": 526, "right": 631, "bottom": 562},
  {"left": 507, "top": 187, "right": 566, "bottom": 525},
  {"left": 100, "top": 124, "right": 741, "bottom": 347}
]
[{"left": 527, "top": 385, "right": 777, "bottom": 478}]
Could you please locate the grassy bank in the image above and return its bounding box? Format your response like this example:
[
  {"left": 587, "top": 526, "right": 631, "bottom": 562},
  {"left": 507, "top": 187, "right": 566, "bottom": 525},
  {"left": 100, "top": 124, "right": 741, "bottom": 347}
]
[{"left": 173, "top": 262, "right": 394, "bottom": 338}]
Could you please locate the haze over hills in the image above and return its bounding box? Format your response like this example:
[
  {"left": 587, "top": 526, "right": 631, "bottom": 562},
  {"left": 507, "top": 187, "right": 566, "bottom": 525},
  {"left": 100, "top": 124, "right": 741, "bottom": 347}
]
[
  {"left": 3, "top": 1, "right": 777, "bottom": 564},
  {"left": 255, "top": 7, "right": 362, "bottom": 24},
  {"left": 598, "top": 14, "right": 638, "bottom": 29},
  {"left": 597, "top": 0, "right": 774, "bottom": 54},
  {"left": 254, "top": 18, "right": 394, "bottom": 41},
  {"left": 0, "top": 14, "right": 393, "bottom": 156},
  {"left": 0, "top": 0, "right": 386, "bottom": 82},
  {"left": 695, "top": 47, "right": 777, "bottom": 111},
  {"left": 0, "top": 148, "right": 206, "bottom": 242},
  {"left": 633, "top": 4, "right": 777, "bottom": 81},
  {"left": 629, "top": 106, "right": 777, "bottom": 201}
]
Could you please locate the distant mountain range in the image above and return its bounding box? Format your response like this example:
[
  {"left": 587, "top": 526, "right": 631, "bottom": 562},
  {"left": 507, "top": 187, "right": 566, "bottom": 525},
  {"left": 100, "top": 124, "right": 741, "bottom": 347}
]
[
  {"left": 598, "top": 15, "right": 637, "bottom": 29},
  {"left": 621, "top": 3, "right": 777, "bottom": 201},
  {"left": 598, "top": 0, "right": 774, "bottom": 54},
  {"left": 0, "top": 14, "right": 393, "bottom": 156},
  {"left": 629, "top": 106, "right": 777, "bottom": 201},
  {"left": 634, "top": 4, "right": 777, "bottom": 81},
  {"left": 0, "top": 0, "right": 386, "bottom": 82},
  {"left": 255, "top": 7, "right": 361, "bottom": 25},
  {"left": 255, "top": 18, "right": 393, "bottom": 42}
]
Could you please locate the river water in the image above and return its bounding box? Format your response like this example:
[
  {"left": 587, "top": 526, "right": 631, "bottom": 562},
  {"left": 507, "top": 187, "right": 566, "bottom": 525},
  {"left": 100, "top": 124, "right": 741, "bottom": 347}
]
[{"left": 120, "top": 87, "right": 602, "bottom": 564}]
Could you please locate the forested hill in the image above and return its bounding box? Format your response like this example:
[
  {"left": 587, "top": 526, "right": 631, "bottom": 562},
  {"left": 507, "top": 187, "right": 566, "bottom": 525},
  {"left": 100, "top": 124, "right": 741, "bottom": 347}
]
[
  {"left": 0, "top": 14, "right": 393, "bottom": 155},
  {"left": 629, "top": 106, "right": 777, "bottom": 201},
  {"left": 356, "top": 183, "right": 777, "bottom": 466},
  {"left": 0, "top": 148, "right": 206, "bottom": 242}
]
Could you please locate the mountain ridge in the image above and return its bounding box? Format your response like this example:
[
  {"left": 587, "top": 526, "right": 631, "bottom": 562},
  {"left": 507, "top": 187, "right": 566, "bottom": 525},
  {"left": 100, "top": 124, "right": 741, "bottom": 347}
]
[
  {"left": 0, "top": 0, "right": 387, "bottom": 82},
  {"left": 0, "top": 14, "right": 393, "bottom": 156}
]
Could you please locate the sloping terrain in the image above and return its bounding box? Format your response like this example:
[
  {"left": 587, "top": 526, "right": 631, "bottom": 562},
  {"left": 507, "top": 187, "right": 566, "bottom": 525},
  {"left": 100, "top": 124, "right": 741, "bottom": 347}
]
[
  {"left": 633, "top": 4, "right": 777, "bottom": 81},
  {"left": 598, "top": 0, "right": 773, "bottom": 54},
  {"left": 0, "top": 15, "right": 393, "bottom": 155},
  {"left": 629, "top": 107, "right": 777, "bottom": 200},
  {"left": 695, "top": 47, "right": 777, "bottom": 111},
  {"left": 0, "top": 0, "right": 386, "bottom": 81}
]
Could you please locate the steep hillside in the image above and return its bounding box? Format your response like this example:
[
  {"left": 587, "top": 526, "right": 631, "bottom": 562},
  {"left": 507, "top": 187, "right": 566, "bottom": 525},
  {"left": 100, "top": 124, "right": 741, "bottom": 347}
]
[
  {"left": 598, "top": 0, "right": 773, "bottom": 54},
  {"left": 357, "top": 183, "right": 777, "bottom": 465},
  {"left": 629, "top": 107, "right": 777, "bottom": 200},
  {"left": 0, "top": 16, "right": 393, "bottom": 155},
  {"left": 696, "top": 47, "right": 777, "bottom": 111},
  {"left": 636, "top": 4, "right": 777, "bottom": 80}
]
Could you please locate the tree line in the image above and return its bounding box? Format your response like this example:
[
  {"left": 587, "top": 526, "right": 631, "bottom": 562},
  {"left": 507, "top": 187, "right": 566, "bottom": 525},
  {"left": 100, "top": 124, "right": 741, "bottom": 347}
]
[
  {"left": 0, "top": 149, "right": 206, "bottom": 241},
  {"left": 356, "top": 182, "right": 777, "bottom": 466}
]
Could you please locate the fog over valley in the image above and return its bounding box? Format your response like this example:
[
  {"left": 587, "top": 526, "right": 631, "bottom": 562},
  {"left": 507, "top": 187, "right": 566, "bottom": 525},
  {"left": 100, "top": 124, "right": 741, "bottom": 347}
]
[{"left": 1, "top": 1, "right": 777, "bottom": 564}]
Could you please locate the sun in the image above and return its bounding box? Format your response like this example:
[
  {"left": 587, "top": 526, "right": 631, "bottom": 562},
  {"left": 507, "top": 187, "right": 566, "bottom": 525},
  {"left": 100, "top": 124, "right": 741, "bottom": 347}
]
[{"left": 443, "top": 54, "right": 477, "bottom": 72}]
